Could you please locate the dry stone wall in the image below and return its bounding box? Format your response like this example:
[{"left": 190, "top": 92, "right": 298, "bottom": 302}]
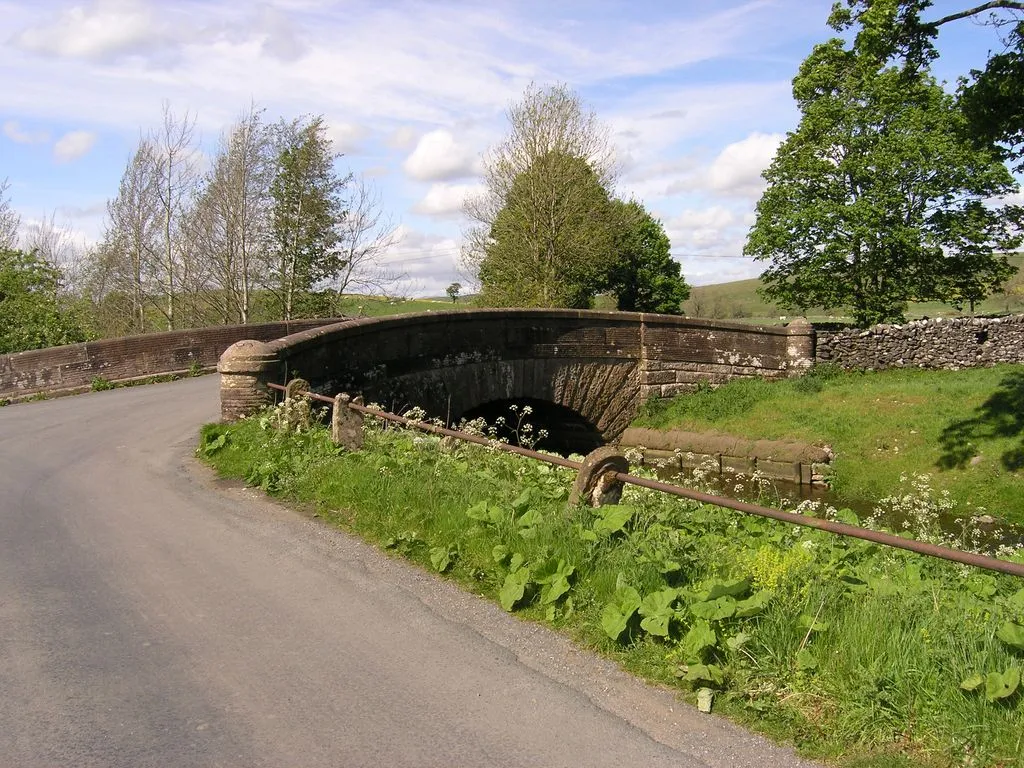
[
  {"left": 816, "top": 314, "right": 1024, "bottom": 370},
  {"left": 0, "top": 318, "right": 343, "bottom": 401}
]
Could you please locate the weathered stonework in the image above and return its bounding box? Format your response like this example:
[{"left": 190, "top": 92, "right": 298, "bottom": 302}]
[
  {"left": 618, "top": 426, "right": 833, "bottom": 487},
  {"left": 218, "top": 340, "right": 280, "bottom": 422},
  {"left": 569, "top": 447, "right": 629, "bottom": 507},
  {"left": 0, "top": 318, "right": 342, "bottom": 402},
  {"left": 816, "top": 314, "right": 1024, "bottom": 370},
  {"left": 331, "top": 394, "right": 364, "bottom": 450}
]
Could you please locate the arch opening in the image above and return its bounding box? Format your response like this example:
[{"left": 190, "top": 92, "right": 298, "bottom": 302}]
[{"left": 457, "top": 397, "right": 605, "bottom": 457}]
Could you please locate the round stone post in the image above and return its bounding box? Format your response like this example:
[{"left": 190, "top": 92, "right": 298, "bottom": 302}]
[
  {"left": 785, "top": 318, "right": 815, "bottom": 373},
  {"left": 218, "top": 340, "right": 280, "bottom": 421},
  {"left": 569, "top": 447, "right": 629, "bottom": 507}
]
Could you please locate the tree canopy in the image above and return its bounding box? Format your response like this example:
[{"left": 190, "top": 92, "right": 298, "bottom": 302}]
[
  {"left": 606, "top": 200, "right": 689, "bottom": 314},
  {"left": 746, "top": 7, "right": 1022, "bottom": 327},
  {"left": 0, "top": 248, "right": 91, "bottom": 353}
]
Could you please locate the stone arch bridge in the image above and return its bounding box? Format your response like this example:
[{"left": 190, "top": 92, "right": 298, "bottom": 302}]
[{"left": 220, "top": 309, "right": 814, "bottom": 445}]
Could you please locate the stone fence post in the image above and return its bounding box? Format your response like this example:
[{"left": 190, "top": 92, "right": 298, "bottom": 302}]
[
  {"left": 217, "top": 340, "right": 281, "bottom": 421},
  {"left": 785, "top": 318, "right": 815, "bottom": 372}
]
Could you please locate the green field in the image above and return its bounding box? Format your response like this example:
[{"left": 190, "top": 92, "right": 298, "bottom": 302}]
[
  {"left": 682, "top": 253, "right": 1024, "bottom": 325},
  {"left": 635, "top": 365, "right": 1024, "bottom": 526}
]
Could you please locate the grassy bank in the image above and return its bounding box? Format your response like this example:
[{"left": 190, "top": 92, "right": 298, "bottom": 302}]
[
  {"left": 200, "top": 408, "right": 1024, "bottom": 767},
  {"left": 635, "top": 365, "right": 1024, "bottom": 526}
]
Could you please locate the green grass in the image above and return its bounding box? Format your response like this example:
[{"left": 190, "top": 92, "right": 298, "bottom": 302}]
[
  {"left": 199, "top": 413, "right": 1024, "bottom": 767},
  {"left": 635, "top": 365, "right": 1024, "bottom": 526},
  {"left": 683, "top": 254, "right": 1024, "bottom": 325}
]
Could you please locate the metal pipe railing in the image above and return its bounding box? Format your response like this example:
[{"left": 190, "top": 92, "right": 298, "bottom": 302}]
[{"left": 265, "top": 382, "right": 1024, "bottom": 578}]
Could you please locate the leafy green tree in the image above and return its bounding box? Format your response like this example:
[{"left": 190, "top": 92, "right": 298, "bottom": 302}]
[
  {"left": 465, "top": 84, "right": 618, "bottom": 309},
  {"left": 0, "top": 249, "right": 91, "bottom": 353},
  {"left": 446, "top": 282, "right": 461, "bottom": 303},
  {"left": 477, "top": 151, "right": 615, "bottom": 308},
  {"left": 269, "top": 115, "right": 350, "bottom": 319},
  {"left": 605, "top": 200, "right": 689, "bottom": 314},
  {"left": 746, "top": 12, "right": 1021, "bottom": 327},
  {"left": 831, "top": 0, "right": 1024, "bottom": 170}
]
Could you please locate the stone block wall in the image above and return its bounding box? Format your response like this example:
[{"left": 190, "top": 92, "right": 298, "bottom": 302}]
[
  {"left": 816, "top": 314, "right": 1024, "bottom": 370},
  {"left": 0, "top": 318, "right": 342, "bottom": 401}
]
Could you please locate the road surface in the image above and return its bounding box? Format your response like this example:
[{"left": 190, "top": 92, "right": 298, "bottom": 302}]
[{"left": 0, "top": 376, "right": 818, "bottom": 767}]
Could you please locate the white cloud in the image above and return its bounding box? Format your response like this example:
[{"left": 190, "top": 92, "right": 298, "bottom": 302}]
[
  {"left": 324, "top": 120, "right": 367, "bottom": 154},
  {"left": 53, "top": 131, "right": 98, "bottom": 163},
  {"left": 15, "top": 0, "right": 163, "bottom": 61},
  {"left": 412, "top": 183, "right": 483, "bottom": 218},
  {"left": 705, "top": 132, "right": 783, "bottom": 198},
  {"left": 403, "top": 130, "right": 480, "bottom": 182},
  {"left": 3, "top": 120, "right": 49, "bottom": 144},
  {"left": 387, "top": 126, "right": 419, "bottom": 150}
]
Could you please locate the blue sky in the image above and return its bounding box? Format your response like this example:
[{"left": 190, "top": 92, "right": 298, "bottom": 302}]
[{"left": 0, "top": 0, "right": 1017, "bottom": 295}]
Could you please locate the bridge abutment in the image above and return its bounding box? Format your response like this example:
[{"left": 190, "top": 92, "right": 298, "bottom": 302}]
[{"left": 217, "top": 340, "right": 280, "bottom": 421}]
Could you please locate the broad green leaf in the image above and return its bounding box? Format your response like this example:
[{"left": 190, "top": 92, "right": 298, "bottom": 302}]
[
  {"left": 1006, "top": 588, "right": 1024, "bottom": 614},
  {"left": 985, "top": 667, "right": 1021, "bottom": 702},
  {"left": 725, "top": 632, "right": 751, "bottom": 652},
  {"left": 867, "top": 576, "right": 901, "bottom": 597},
  {"left": 734, "top": 591, "right": 771, "bottom": 618},
  {"left": 511, "top": 489, "right": 532, "bottom": 513},
  {"left": 960, "top": 673, "right": 985, "bottom": 692},
  {"left": 795, "top": 648, "right": 818, "bottom": 672},
  {"left": 681, "top": 619, "right": 717, "bottom": 659},
  {"left": 509, "top": 552, "right": 526, "bottom": 573},
  {"left": 492, "top": 545, "right": 511, "bottom": 565},
  {"left": 499, "top": 567, "right": 532, "bottom": 612},
  {"left": 540, "top": 575, "right": 571, "bottom": 605},
  {"left": 516, "top": 508, "right": 544, "bottom": 529},
  {"left": 690, "top": 596, "right": 738, "bottom": 621},
  {"left": 996, "top": 621, "right": 1024, "bottom": 650},
  {"left": 601, "top": 585, "right": 642, "bottom": 641},
  {"left": 834, "top": 508, "right": 859, "bottom": 526},
  {"left": 682, "top": 663, "right": 724, "bottom": 686},
  {"left": 704, "top": 578, "right": 750, "bottom": 601},
  {"left": 429, "top": 546, "right": 453, "bottom": 573},
  {"left": 592, "top": 505, "right": 635, "bottom": 537}
]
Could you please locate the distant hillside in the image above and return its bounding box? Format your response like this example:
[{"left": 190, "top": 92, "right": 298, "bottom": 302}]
[{"left": 682, "top": 253, "right": 1024, "bottom": 325}]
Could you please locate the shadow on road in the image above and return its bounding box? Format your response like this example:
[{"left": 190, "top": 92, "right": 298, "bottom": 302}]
[{"left": 938, "top": 371, "right": 1024, "bottom": 471}]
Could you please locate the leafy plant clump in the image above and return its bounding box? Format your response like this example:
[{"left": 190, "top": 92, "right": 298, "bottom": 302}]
[{"left": 199, "top": 405, "right": 1024, "bottom": 766}]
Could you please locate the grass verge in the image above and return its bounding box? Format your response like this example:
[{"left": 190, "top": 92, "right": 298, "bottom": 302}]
[
  {"left": 199, "top": 407, "right": 1024, "bottom": 767},
  {"left": 634, "top": 364, "right": 1024, "bottom": 526}
]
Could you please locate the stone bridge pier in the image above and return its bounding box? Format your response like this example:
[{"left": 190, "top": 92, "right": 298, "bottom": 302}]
[{"left": 219, "top": 309, "right": 814, "bottom": 443}]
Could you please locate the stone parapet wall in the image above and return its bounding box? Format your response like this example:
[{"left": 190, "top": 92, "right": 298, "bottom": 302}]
[
  {"left": 816, "top": 314, "right": 1024, "bottom": 370},
  {"left": 618, "top": 426, "right": 833, "bottom": 486},
  {"left": 1, "top": 318, "right": 343, "bottom": 400}
]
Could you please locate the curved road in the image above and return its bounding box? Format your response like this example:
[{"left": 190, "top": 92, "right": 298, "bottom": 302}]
[{"left": 0, "top": 377, "right": 817, "bottom": 767}]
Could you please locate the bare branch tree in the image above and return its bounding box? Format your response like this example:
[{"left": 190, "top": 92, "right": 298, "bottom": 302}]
[
  {"left": 0, "top": 178, "right": 21, "bottom": 250},
  {"left": 332, "top": 175, "right": 405, "bottom": 305},
  {"left": 191, "top": 104, "right": 275, "bottom": 324},
  {"left": 151, "top": 102, "right": 199, "bottom": 329}
]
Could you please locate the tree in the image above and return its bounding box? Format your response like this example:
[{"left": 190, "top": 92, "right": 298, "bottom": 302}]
[
  {"left": 464, "top": 84, "right": 618, "bottom": 308},
  {"left": 0, "top": 179, "right": 20, "bottom": 250},
  {"left": 92, "top": 139, "right": 162, "bottom": 336},
  {"left": 605, "top": 200, "right": 689, "bottom": 314},
  {"left": 151, "top": 103, "right": 200, "bottom": 330},
  {"left": 745, "top": 16, "right": 1022, "bottom": 327},
  {"left": 268, "top": 115, "right": 350, "bottom": 320},
  {"left": 191, "top": 105, "right": 275, "bottom": 324},
  {"left": 446, "top": 282, "right": 461, "bottom": 303},
  {"left": 330, "top": 176, "right": 403, "bottom": 310},
  {"left": 831, "top": 1, "right": 1024, "bottom": 170},
  {"left": 0, "top": 248, "right": 90, "bottom": 353}
]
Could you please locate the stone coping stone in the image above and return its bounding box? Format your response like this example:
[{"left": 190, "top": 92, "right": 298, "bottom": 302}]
[{"left": 619, "top": 426, "right": 830, "bottom": 464}]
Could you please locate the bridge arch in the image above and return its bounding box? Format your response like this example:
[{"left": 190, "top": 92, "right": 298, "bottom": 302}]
[{"left": 219, "top": 309, "right": 814, "bottom": 442}]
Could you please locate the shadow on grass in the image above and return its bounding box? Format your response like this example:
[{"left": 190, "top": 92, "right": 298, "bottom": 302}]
[{"left": 938, "top": 371, "right": 1024, "bottom": 471}]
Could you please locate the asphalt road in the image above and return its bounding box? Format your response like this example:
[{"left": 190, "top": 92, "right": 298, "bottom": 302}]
[{"left": 0, "top": 376, "right": 820, "bottom": 767}]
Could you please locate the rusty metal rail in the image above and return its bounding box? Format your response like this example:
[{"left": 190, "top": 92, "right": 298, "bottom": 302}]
[{"left": 266, "top": 382, "right": 1024, "bottom": 578}]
